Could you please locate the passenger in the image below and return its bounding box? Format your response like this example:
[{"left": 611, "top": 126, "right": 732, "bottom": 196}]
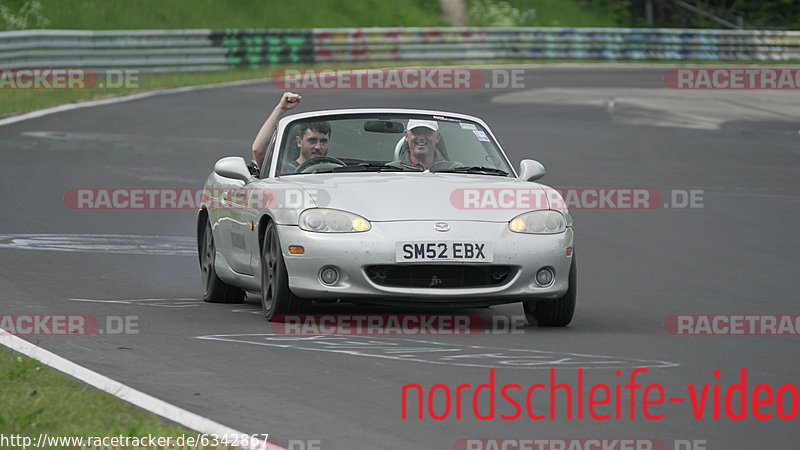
[{"left": 390, "top": 119, "right": 461, "bottom": 171}]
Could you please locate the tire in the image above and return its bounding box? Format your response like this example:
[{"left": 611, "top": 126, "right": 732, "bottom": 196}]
[
  {"left": 199, "top": 218, "right": 244, "bottom": 303},
  {"left": 524, "top": 256, "right": 576, "bottom": 327},
  {"left": 260, "top": 221, "right": 309, "bottom": 321}
]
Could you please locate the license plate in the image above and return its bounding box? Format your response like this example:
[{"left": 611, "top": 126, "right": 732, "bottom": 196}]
[{"left": 395, "top": 241, "right": 493, "bottom": 262}]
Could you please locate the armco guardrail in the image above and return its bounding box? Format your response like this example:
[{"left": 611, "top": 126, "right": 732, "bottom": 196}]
[
  {"left": 0, "top": 29, "right": 313, "bottom": 71},
  {"left": 1, "top": 27, "right": 799, "bottom": 71},
  {"left": 311, "top": 27, "right": 800, "bottom": 62}
]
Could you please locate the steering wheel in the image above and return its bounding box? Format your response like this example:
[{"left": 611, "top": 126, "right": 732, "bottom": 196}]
[{"left": 295, "top": 156, "right": 347, "bottom": 173}]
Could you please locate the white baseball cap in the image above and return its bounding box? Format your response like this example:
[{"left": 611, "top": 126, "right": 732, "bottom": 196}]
[{"left": 406, "top": 119, "right": 438, "bottom": 131}]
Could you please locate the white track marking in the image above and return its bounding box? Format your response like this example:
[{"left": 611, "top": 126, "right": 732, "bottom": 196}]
[
  {"left": 197, "top": 333, "right": 679, "bottom": 370},
  {"left": 0, "top": 331, "right": 282, "bottom": 450},
  {"left": 0, "top": 234, "right": 195, "bottom": 255},
  {"left": 493, "top": 87, "right": 800, "bottom": 130},
  {"left": 69, "top": 298, "right": 201, "bottom": 308}
]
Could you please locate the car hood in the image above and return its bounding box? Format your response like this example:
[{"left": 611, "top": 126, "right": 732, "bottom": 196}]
[{"left": 284, "top": 172, "right": 558, "bottom": 222}]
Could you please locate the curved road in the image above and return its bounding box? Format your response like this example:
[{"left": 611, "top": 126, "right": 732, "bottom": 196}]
[{"left": 1, "top": 66, "right": 798, "bottom": 449}]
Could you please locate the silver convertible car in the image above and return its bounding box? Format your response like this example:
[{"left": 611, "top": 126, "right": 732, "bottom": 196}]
[{"left": 197, "top": 109, "right": 576, "bottom": 326}]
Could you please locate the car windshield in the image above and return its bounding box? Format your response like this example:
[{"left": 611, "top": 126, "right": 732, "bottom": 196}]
[{"left": 276, "top": 113, "right": 512, "bottom": 176}]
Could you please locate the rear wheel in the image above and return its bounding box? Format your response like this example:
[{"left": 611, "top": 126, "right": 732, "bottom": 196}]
[
  {"left": 260, "top": 221, "right": 309, "bottom": 320},
  {"left": 200, "top": 218, "right": 244, "bottom": 303},
  {"left": 524, "top": 256, "right": 576, "bottom": 327}
]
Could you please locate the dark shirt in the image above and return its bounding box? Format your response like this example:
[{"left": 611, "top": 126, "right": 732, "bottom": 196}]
[{"left": 284, "top": 159, "right": 300, "bottom": 173}]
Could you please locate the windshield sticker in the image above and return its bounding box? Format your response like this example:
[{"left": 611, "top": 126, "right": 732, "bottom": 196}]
[
  {"left": 432, "top": 115, "right": 460, "bottom": 122},
  {"left": 473, "top": 130, "right": 490, "bottom": 142},
  {"left": 459, "top": 123, "right": 478, "bottom": 130}
]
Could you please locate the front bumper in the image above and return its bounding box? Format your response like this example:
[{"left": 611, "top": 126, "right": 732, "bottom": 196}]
[{"left": 278, "top": 220, "right": 573, "bottom": 306}]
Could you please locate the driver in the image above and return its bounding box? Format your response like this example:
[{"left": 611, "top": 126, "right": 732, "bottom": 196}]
[
  {"left": 285, "top": 121, "right": 331, "bottom": 172},
  {"left": 251, "top": 92, "right": 332, "bottom": 174}
]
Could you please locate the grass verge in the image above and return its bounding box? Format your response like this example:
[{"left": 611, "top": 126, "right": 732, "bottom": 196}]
[
  {"left": 0, "top": 347, "right": 192, "bottom": 447},
  {"left": 0, "top": 67, "right": 274, "bottom": 117}
]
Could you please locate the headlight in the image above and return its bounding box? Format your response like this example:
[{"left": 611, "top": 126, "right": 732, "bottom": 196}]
[
  {"left": 299, "top": 208, "right": 371, "bottom": 233},
  {"left": 509, "top": 210, "right": 567, "bottom": 234}
]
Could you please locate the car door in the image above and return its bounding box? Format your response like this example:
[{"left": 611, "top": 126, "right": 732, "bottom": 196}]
[{"left": 208, "top": 167, "right": 252, "bottom": 276}]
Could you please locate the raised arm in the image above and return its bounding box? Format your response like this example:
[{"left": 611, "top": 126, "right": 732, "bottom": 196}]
[{"left": 251, "top": 92, "right": 302, "bottom": 169}]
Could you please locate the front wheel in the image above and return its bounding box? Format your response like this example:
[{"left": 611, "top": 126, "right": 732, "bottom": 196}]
[
  {"left": 260, "top": 221, "right": 309, "bottom": 320},
  {"left": 524, "top": 256, "right": 576, "bottom": 327}
]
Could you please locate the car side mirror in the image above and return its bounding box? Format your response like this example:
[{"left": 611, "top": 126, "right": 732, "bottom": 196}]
[
  {"left": 214, "top": 157, "right": 254, "bottom": 183},
  {"left": 518, "top": 159, "right": 546, "bottom": 181}
]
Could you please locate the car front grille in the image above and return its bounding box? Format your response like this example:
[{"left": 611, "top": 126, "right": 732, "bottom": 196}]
[{"left": 365, "top": 265, "right": 514, "bottom": 289}]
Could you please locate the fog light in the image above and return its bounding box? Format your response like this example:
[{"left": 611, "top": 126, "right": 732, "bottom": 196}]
[
  {"left": 320, "top": 266, "right": 339, "bottom": 285},
  {"left": 535, "top": 268, "right": 554, "bottom": 286}
]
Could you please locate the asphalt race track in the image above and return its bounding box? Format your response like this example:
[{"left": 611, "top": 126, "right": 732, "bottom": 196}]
[{"left": 1, "top": 66, "right": 799, "bottom": 449}]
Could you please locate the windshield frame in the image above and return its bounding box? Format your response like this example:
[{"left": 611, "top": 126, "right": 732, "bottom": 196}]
[{"left": 266, "top": 109, "right": 516, "bottom": 179}]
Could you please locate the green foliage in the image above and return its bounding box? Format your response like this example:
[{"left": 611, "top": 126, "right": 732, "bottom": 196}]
[
  {"left": 468, "top": 0, "right": 537, "bottom": 27},
  {"left": 595, "top": 0, "right": 800, "bottom": 29},
  {"left": 732, "top": 0, "right": 800, "bottom": 29},
  {"left": 0, "top": 0, "right": 623, "bottom": 30},
  {"left": 0, "top": 0, "right": 49, "bottom": 30},
  {"left": 582, "top": 0, "right": 632, "bottom": 25},
  {"left": 0, "top": 0, "right": 448, "bottom": 30},
  {"left": 468, "top": 0, "right": 619, "bottom": 27},
  {"left": 2, "top": 0, "right": 797, "bottom": 31}
]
